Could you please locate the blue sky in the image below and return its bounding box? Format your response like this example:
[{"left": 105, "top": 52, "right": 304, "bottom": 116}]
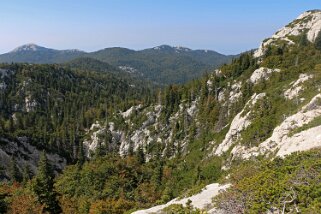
[{"left": 0, "top": 0, "right": 320, "bottom": 54}]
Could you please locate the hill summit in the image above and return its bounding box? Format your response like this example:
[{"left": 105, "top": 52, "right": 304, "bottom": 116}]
[
  {"left": 11, "top": 43, "right": 45, "bottom": 52},
  {"left": 254, "top": 9, "right": 321, "bottom": 57}
]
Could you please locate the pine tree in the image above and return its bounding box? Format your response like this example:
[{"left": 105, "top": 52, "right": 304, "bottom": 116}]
[
  {"left": 32, "top": 152, "right": 61, "bottom": 214},
  {"left": 136, "top": 145, "right": 145, "bottom": 164},
  {"left": 0, "top": 193, "right": 6, "bottom": 214},
  {"left": 152, "top": 162, "right": 163, "bottom": 187},
  {"left": 22, "top": 164, "right": 32, "bottom": 184},
  {"left": 299, "top": 34, "right": 308, "bottom": 47},
  {"left": 104, "top": 130, "right": 113, "bottom": 152},
  {"left": 77, "top": 142, "right": 85, "bottom": 165},
  {"left": 8, "top": 156, "right": 21, "bottom": 182},
  {"left": 127, "top": 141, "right": 134, "bottom": 156}
]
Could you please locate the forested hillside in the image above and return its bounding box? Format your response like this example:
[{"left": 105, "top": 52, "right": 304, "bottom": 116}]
[
  {"left": 1, "top": 9, "right": 321, "bottom": 214},
  {"left": 0, "top": 63, "right": 152, "bottom": 179},
  {"left": 0, "top": 44, "right": 85, "bottom": 64},
  {"left": 88, "top": 45, "right": 235, "bottom": 84},
  {"left": 0, "top": 44, "right": 236, "bottom": 85}
]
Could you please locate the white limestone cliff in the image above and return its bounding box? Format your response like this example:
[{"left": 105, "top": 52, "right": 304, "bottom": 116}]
[
  {"left": 284, "top": 73, "right": 313, "bottom": 100},
  {"left": 214, "top": 93, "right": 266, "bottom": 156},
  {"left": 249, "top": 67, "right": 281, "bottom": 84},
  {"left": 231, "top": 94, "right": 321, "bottom": 159},
  {"left": 254, "top": 10, "right": 321, "bottom": 58}
]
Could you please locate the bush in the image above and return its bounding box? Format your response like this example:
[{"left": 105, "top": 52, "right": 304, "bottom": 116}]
[{"left": 215, "top": 149, "right": 321, "bottom": 213}]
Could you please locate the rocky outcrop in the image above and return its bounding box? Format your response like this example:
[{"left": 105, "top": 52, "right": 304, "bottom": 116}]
[
  {"left": 284, "top": 73, "right": 313, "bottom": 100},
  {"left": 214, "top": 93, "right": 266, "bottom": 156},
  {"left": 231, "top": 94, "right": 321, "bottom": 159},
  {"left": 24, "top": 95, "right": 37, "bottom": 112},
  {"left": 0, "top": 69, "right": 14, "bottom": 91},
  {"left": 249, "top": 67, "right": 280, "bottom": 84},
  {"left": 84, "top": 98, "right": 200, "bottom": 160},
  {"left": 0, "top": 69, "right": 13, "bottom": 79},
  {"left": 228, "top": 81, "right": 242, "bottom": 103},
  {"left": 0, "top": 137, "right": 66, "bottom": 180},
  {"left": 83, "top": 121, "right": 124, "bottom": 157},
  {"left": 132, "top": 183, "right": 231, "bottom": 214},
  {"left": 254, "top": 10, "right": 321, "bottom": 58},
  {"left": 120, "top": 104, "right": 142, "bottom": 118}
]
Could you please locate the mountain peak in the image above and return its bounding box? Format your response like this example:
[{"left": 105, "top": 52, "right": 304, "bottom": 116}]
[
  {"left": 11, "top": 43, "right": 46, "bottom": 53},
  {"left": 254, "top": 10, "right": 321, "bottom": 57},
  {"left": 152, "top": 45, "right": 191, "bottom": 52},
  {"left": 152, "top": 45, "right": 173, "bottom": 50},
  {"left": 174, "top": 46, "right": 191, "bottom": 52}
]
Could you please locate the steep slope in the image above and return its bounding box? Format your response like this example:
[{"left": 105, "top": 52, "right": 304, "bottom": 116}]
[
  {"left": 0, "top": 63, "right": 149, "bottom": 180},
  {"left": 2, "top": 10, "right": 321, "bottom": 214},
  {"left": 254, "top": 9, "right": 321, "bottom": 57},
  {"left": 74, "top": 10, "right": 321, "bottom": 212},
  {"left": 213, "top": 9, "right": 321, "bottom": 163}
]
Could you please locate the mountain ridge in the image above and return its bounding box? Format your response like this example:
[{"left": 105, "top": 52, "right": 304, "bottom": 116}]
[
  {"left": 2, "top": 9, "right": 321, "bottom": 214},
  {"left": 1, "top": 43, "right": 233, "bottom": 55},
  {"left": 0, "top": 44, "right": 236, "bottom": 85}
]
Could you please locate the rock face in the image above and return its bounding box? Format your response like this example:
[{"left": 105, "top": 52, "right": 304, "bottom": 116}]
[
  {"left": 0, "top": 69, "right": 14, "bottom": 91},
  {"left": 284, "top": 73, "right": 313, "bottom": 100},
  {"left": 0, "top": 137, "right": 66, "bottom": 180},
  {"left": 249, "top": 67, "right": 280, "bottom": 84},
  {"left": 231, "top": 94, "right": 321, "bottom": 159},
  {"left": 228, "top": 81, "right": 242, "bottom": 103},
  {"left": 118, "top": 104, "right": 164, "bottom": 158},
  {"left": 214, "top": 93, "right": 266, "bottom": 156},
  {"left": 81, "top": 11, "right": 321, "bottom": 167},
  {"left": 254, "top": 10, "right": 321, "bottom": 57},
  {"left": 83, "top": 121, "right": 124, "bottom": 158},
  {"left": 214, "top": 10, "right": 321, "bottom": 162},
  {"left": 120, "top": 104, "right": 142, "bottom": 118},
  {"left": 132, "top": 183, "right": 230, "bottom": 214},
  {"left": 83, "top": 100, "right": 199, "bottom": 159},
  {"left": 24, "top": 95, "right": 37, "bottom": 112}
]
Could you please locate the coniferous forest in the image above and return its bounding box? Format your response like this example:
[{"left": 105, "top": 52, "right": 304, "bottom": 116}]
[{"left": 1, "top": 3, "right": 321, "bottom": 214}]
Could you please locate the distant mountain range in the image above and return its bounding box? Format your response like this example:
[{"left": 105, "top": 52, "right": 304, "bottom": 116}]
[
  {"left": 0, "top": 44, "right": 237, "bottom": 84},
  {"left": 0, "top": 44, "right": 85, "bottom": 64},
  {"left": 3, "top": 10, "right": 321, "bottom": 214}
]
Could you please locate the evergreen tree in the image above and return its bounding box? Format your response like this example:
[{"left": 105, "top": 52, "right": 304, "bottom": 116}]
[
  {"left": 8, "top": 156, "right": 21, "bottom": 182},
  {"left": 0, "top": 193, "right": 6, "bottom": 214},
  {"left": 32, "top": 152, "right": 61, "bottom": 214},
  {"left": 136, "top": 145, "right": 145, "bottom": 164},
  {"left": 127, "top": 141, "right": 134, "bottom": 156},
  {"left": 104, "top": 130, "right": 113, "bottom": 152},
  {"left": 161, "top": 186, "right": 173, "bottom": 203},
  {"left": 152, "top": 163, "right": 163, "bottom": 187},
  {"left": 22, "top": 164, "right": 32, "bottom": 184},
  {"left": 299, "top": 33, "right": 308, "bottom": 47},
  {"left": 77, "top": 142, "right": 85, "bottom": 165}
]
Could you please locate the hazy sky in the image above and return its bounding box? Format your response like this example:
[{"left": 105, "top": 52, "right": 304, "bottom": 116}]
[{"left": 0, "top": 0, "right": 320, "bottom": 54}]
